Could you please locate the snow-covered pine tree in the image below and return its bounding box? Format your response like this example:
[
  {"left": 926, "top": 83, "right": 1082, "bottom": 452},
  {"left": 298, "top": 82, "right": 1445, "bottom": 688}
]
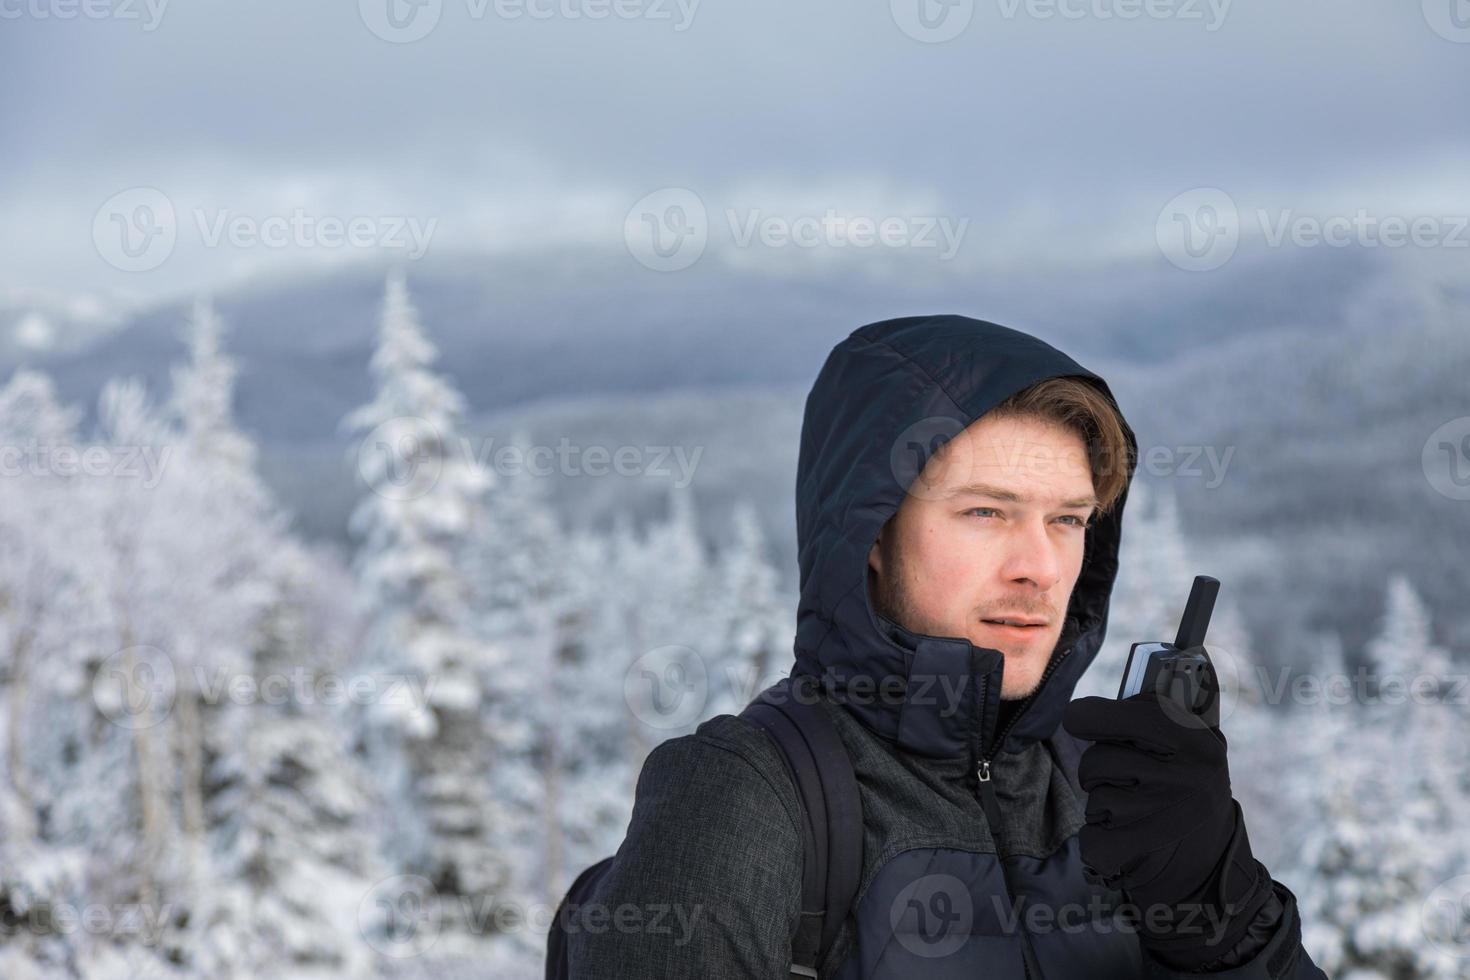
[
  {"left": 0, "top": 370, "right": 96, "bottom": 976},
  {"left": 616, "top": 485, "right": 713, "bottom": 774},
  {"left": 205, "top": 541, "right": 386, "bottom": 978},
  {"left": 542, "top": 523, "right": 637, "bottom": 895},
  {"left": 0, "top": 370, "right": 82, "bottom": 832},
  {"left": 343, "top": 271, "right": 509, "bottom": 952},
  {"left": 75, "top": 378, "right": 187, "bottom": 922},
  {"left": 2, "top": 376, "right": 197, "bottom": 976},
  {"left": 1362, "top": 574, "right": 1465, "bottom": 857},
  {"left": 154, "top": 299, "right": 280, "bottom": 973},
  {"left": 162, "top": 299, "right": 384, "bottom": 976},
  {"left": 462, "top": 426, "right": 566, "bottom": 962},
  {"left": 1292, "top": 573, "right": 1469, "bottom": 978},
  {"left": 704, "top": 499, "right": 791, "bottom": 718}
]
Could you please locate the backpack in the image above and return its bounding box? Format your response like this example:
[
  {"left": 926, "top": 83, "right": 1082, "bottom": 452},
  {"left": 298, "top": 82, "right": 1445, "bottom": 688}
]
[{"left": 545, "top": 673, "right": 864, "bottom": 980}]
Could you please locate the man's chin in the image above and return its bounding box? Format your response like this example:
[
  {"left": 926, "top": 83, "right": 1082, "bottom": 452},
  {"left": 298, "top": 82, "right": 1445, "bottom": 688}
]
[
  {"left": 996, "top": 651, "right": 1056, "bottom": 700},
  {"left": 1000, "top": 680, "right": 1041, "bottom": 701}
]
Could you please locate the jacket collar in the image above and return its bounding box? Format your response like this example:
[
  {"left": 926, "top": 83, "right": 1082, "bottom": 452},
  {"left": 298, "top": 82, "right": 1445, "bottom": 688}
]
[{"left": 790, "top": 316, "right": 1136, "bottom": 767}]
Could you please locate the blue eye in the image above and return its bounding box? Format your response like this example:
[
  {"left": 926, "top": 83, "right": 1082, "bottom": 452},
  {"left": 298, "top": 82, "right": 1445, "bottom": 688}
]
[{"left": 964, "top": 508, "right": 1090, "bottom": 529}]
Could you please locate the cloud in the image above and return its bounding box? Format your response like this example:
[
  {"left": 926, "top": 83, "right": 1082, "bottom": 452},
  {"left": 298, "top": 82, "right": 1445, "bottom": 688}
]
[{"left": 2, "top": 0, "right": 1467, "bottom": 303}]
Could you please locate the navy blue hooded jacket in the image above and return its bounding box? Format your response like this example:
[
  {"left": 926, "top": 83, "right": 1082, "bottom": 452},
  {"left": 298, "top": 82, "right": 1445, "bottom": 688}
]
[{"left": 567, "top": 315, "right": 1328, "bottom": 979}]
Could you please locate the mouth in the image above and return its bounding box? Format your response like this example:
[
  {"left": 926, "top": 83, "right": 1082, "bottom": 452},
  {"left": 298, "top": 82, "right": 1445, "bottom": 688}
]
[{"left": 980, "top": 618, "right": 1048, "bottom": 636}]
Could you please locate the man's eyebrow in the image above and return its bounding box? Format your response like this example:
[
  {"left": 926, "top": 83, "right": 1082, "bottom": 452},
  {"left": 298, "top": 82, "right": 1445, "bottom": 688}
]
[{"left": 948, "top": 482, "right": 1099, "bottom": 509}]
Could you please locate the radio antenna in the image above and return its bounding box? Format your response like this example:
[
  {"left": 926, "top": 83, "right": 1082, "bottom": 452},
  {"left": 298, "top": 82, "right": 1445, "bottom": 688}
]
[{"left": 1173, "top": 575, "right": 1220, "bottom": 651}]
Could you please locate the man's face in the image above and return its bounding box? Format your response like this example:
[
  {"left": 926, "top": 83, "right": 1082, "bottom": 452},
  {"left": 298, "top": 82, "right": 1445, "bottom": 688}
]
[{"left": 868, "top": 413, "right": 1097, "bottom": 701}]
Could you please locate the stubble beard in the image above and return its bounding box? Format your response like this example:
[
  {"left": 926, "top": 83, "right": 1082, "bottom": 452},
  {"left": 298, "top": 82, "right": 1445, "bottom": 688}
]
[{"left": 870, "top": 554, "right": 1048, "bottom": 702}]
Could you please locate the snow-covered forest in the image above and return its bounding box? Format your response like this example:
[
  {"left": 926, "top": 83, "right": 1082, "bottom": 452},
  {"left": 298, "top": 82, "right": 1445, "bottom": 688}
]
[{"left": 1, "top": 274, "right": 1466, "bottom": 978}]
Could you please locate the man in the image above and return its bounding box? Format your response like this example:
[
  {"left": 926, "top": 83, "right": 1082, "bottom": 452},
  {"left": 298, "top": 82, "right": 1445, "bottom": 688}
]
[{"left": 567, "top": 315, "right": 1326, "bottom": 978}]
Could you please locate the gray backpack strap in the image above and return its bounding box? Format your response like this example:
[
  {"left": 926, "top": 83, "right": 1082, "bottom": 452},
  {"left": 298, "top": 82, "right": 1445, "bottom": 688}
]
[{"left": 741, "top": 674, "right": 863, "bottom": 979}]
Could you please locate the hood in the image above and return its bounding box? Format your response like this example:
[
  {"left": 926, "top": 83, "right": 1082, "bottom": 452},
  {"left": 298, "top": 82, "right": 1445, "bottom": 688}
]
[{"left": 791, "top": 315, "right": 1138, "bottom": 767}]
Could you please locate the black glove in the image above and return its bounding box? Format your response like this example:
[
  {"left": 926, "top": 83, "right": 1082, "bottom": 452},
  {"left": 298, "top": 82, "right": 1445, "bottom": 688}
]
[{"left": 1061, "top": 691, "right": 1274, "bottom": 970}]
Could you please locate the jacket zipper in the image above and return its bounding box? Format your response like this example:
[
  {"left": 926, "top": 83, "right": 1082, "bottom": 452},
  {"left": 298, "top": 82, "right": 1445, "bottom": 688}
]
[
  {"left": 972, "top": 643, "right": 1073, "bottom": 980},
  {"left": 976, "top": 761, "right": 1044, "bottom": 980}
]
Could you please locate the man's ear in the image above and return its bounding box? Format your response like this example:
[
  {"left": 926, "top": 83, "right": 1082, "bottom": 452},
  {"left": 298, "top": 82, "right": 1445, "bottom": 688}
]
[{"left": 868, "top": 526, "right": 884, "bottom": 575}]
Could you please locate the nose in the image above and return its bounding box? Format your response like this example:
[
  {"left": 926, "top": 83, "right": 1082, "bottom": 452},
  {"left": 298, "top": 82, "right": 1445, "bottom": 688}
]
[{"left": 997, "top": 516, "right": 1061, "bottom": 593}]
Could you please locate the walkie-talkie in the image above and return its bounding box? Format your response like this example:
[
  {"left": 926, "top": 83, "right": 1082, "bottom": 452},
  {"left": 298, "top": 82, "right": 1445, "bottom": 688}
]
[{"left": 1117, "top": 575, "right": 1222, "bottom": 729}]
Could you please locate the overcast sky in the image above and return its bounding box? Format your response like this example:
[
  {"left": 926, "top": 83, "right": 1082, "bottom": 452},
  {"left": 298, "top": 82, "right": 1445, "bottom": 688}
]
[{"left": 3, "top": 0, "right": 1468, "bottom": 318}]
